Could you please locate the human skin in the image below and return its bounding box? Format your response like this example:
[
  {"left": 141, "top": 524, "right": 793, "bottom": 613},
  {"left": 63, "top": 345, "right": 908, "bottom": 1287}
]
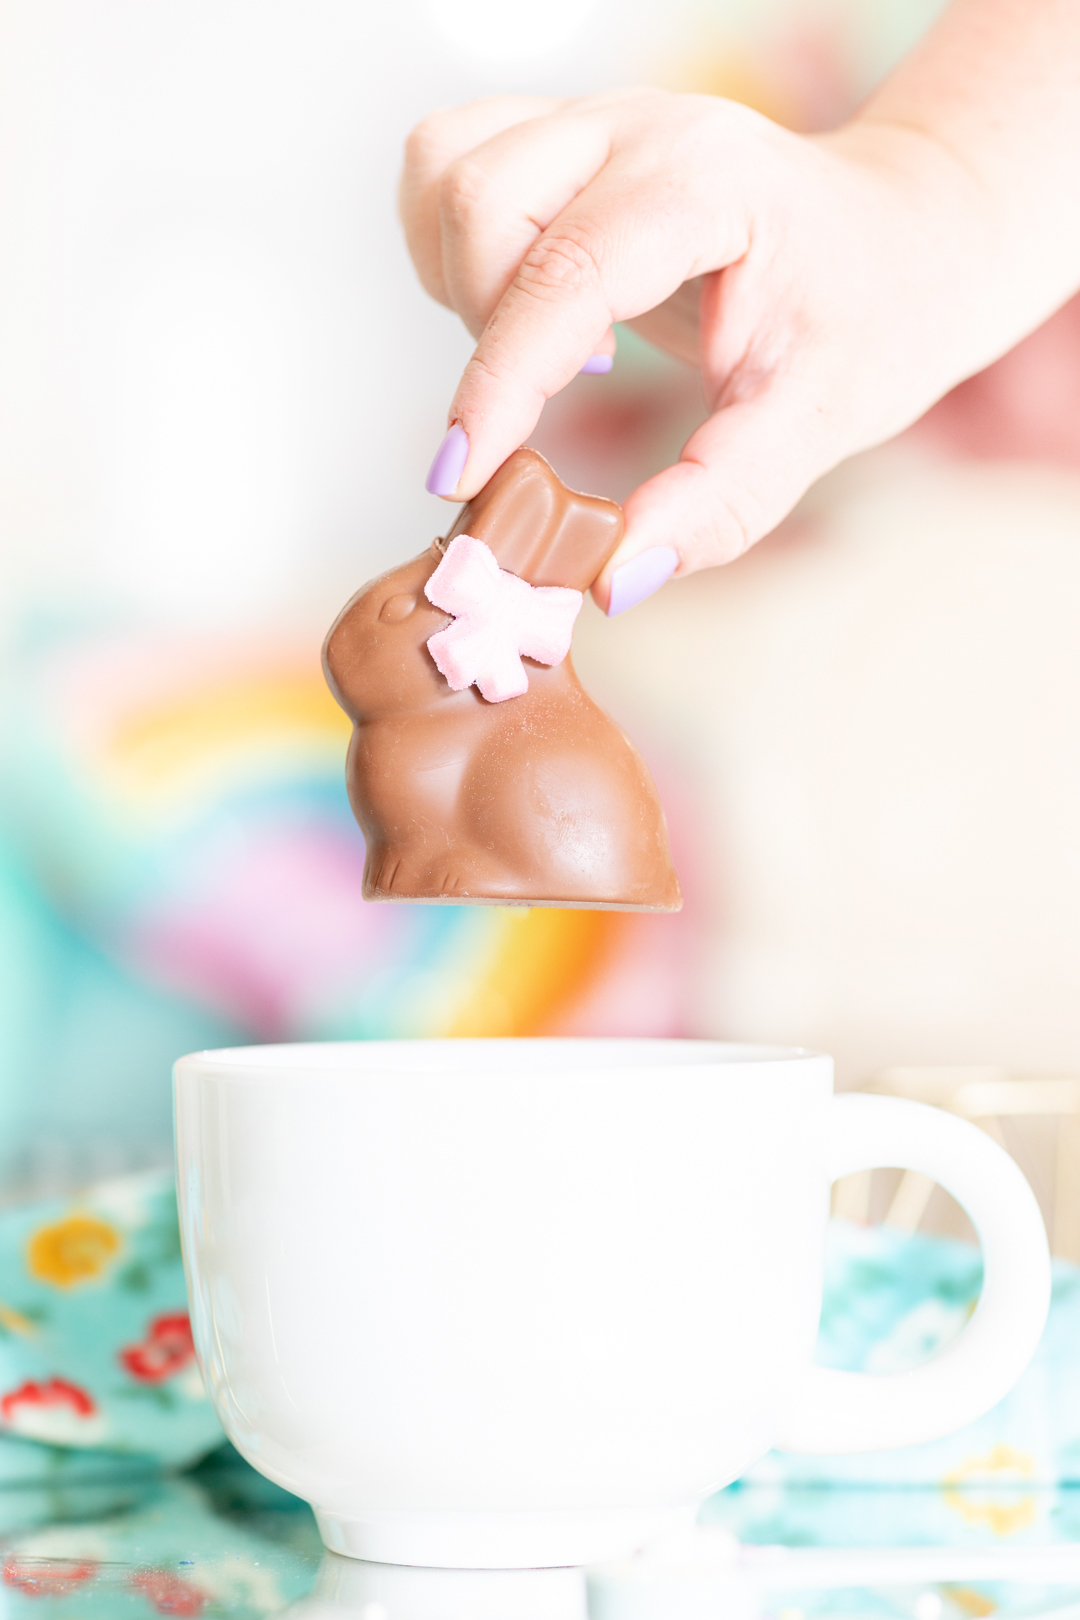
[{"left": 399, "top": 0, "right": 1080, "bottom": 612}]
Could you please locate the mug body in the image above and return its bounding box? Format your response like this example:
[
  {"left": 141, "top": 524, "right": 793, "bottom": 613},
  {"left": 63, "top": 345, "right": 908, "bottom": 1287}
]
[{"left": 174, "top": 1038, "right": 832, "bottom": 1566}]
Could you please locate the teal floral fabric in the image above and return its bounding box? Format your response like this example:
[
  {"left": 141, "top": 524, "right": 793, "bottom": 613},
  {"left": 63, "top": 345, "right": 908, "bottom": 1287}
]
[
  {"left": 0, "top": 1461, "right": 321, "bottom": 1618},
  {"left": 0, "top": 1184, "right": 1071, "bottom": 1514},
  {"left": 706, "top": 1221, "right": 1080, "bottom": 1618},
  {"left": 703, "top": 1484, "right": 1080, "bottom": 1620},
  {"left": 739, "top": 1219, "right": 1080, "bottom": 1491},
  {"left": 0, "top": 1170, "right": 222, "bottom": 1474}
]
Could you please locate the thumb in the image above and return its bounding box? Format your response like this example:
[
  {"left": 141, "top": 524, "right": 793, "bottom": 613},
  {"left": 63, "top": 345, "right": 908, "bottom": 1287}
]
[{"left": 593, "top": 392, "right": 829, "bottom": 614}]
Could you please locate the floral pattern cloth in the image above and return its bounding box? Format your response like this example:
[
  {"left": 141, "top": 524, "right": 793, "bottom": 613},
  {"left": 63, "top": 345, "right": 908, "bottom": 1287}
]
[
  {"left": 0, "top": 1173, "right": 1074, "bottom": 1557},
  {"left": 0, "top": 1461, "right": 321, "bottom": 1619},
  {"left": 0, "top": 1170, "right": 222, "bottom": 1474},
  {"left": 740, "top": 1218, "right": 1080, "bottom": 1491},
  {"left": 698, "top": 1222, "right": 1080, "bottom": 1618}
]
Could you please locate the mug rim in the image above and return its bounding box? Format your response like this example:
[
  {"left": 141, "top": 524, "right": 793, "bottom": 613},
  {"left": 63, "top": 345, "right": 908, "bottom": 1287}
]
[{"left": 174, "top": 1036, "right": 827, "bottom": 1078}]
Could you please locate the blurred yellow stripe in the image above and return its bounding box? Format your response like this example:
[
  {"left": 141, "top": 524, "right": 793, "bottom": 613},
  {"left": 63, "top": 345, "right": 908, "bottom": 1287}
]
[
  {"left": 103, "top": 669, "right": 351, "bottom": 796},
  {"left": 446, "top": 907, "right": 624, "bottom": 1037}
]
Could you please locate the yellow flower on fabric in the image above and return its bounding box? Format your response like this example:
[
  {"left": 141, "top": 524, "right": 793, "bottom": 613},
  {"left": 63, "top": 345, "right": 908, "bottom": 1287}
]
[
  {"left": 26, "top": 1214, "right": 122, "bottom": 1288},
  {"left": 942, "top": 1444, "right": 1038, "bottom": 1537}
]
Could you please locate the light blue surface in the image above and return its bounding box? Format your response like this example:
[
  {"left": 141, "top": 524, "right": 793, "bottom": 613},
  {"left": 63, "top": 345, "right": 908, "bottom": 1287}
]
[{"left": 737, "top": 1220, "right": 1079, "bottom": 1491}]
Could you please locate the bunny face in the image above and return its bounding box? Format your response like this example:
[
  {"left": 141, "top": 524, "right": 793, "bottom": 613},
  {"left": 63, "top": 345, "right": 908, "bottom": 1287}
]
[{"left": 322, "top": 549, "right": 460, "bottom": 722}]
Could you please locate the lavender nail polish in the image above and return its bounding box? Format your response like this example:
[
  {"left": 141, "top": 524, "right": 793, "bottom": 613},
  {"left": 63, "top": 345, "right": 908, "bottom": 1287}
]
[
  {"left": 425, "top": 423, "right": 470, "bottom": 497},
  {"left": 607, "top": 546, "right": 679, "bottom": 617},
  {"left": 580, "top": 353, "right": 614, "bottom": 375}
]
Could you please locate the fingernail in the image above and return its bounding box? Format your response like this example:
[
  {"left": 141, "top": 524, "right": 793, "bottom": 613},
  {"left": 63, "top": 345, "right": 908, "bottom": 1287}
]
[
  {"left": 607, "top": 546, "right": 679, "bottom": 617},
  {"left": 425, "top": 422, "right": 470, "bottom": 497},
  {"left": 580, "top": 353, "right": 614, "bottom": 375}
]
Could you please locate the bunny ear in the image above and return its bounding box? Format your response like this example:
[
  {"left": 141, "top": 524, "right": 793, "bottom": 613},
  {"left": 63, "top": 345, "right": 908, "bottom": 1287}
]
[{"left": 443, "top": 448, "right": 623, "bottom": 592}]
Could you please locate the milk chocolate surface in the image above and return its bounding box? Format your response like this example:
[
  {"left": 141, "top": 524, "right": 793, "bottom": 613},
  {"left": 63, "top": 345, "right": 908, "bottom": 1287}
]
[
  {"left": 445, "top": 446, "right": 624, "bottom": 589},
  {"left": 322, "top": 449, "right": 682, "bottom": 911}
]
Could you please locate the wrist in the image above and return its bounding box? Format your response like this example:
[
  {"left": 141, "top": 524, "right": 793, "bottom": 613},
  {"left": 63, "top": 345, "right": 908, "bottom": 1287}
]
[
  {"left": 822, "top": 103, "right": 1080, "bottom": 381},
  {"left": 814, "top": 114, "right": 1018, "bottom": 391},
  {"left": 820, "top": 113, "right": 995, "bottom": 241}
]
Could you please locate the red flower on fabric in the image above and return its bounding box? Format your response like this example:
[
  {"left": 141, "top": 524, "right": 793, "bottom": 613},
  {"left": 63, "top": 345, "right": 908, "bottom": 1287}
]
[
  {"left": 130, "top": 1568, "right": 205, "bottom": 1616},
  {"left": 0, "top": 1377, "right": 104, "bottom": 1444},
  {"left": 2, "top": 1557, "right": 97, "bottom": 1596},
  {"left": 119, "top": 1312, "right": 196, "bottom": 1383},
  {"left": 0, "top": 1378, "right": 96, "bottom": 1422}
]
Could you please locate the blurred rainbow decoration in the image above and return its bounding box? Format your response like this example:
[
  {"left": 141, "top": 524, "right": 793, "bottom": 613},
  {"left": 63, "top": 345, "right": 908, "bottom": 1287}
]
[{"left": 0, "top": 623, "right": 687, "bottom": 1086}]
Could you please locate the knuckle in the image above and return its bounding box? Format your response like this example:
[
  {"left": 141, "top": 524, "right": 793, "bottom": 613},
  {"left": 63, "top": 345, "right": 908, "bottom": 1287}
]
[
  {"left": 683, "top": 464, "right": 760, "bottom": 565},
  {"left": 438, "top": 156, "right": 491, "bottom": 221},
  {"left": 516, "top": 229, "right": 605, "bottom": 302},
  {"left": 716, "top": 484, "right": 768, "bottom": 562},
  {"left": 403, "top": 114, "right": 448, "bottom": 170},
  {"left": 460, "top": 352, "right": 548, "bottom": 429},
  {"left": 720, "top": 504, "right": 754, "bottom": 562}
]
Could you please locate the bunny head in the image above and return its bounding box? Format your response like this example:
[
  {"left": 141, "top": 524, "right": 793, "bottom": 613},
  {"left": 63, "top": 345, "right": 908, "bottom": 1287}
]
[
  {"left": 325, "top": 449, "right": 624, "bottom": 723},
  {"left": 322, "top": 548, "right": 463, "bottom": 723}
]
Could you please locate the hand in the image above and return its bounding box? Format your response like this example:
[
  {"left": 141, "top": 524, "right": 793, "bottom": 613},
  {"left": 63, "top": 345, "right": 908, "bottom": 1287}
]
[{"left": 400, "top": 88, "right": 1001, "bottom": 611}]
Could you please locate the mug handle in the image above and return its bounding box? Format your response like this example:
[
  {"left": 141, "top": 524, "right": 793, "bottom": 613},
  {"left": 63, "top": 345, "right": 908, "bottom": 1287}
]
[{"left": 775, "top": 1092, "right": 1052, "bottom": 1454}]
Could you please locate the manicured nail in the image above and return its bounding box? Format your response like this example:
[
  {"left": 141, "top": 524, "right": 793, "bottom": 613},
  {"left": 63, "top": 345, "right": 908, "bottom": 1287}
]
[
  {"left": 580, "top": 353, "right": 614, "bottom": 375},
  {"left": 607, "top": 546, "right": 679, "bottom": 617},
  {"left": 425, "top": 422, "right": 470, "bottom": 497}
]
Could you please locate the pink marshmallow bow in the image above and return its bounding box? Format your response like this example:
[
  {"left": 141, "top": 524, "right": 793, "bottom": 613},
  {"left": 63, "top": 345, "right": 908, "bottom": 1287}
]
[{"left": 424, "top": 535, "right": 583, "bottom": 703}]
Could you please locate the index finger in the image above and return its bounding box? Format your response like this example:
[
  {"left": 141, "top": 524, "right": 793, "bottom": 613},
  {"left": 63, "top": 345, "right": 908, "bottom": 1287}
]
[{"left": 444, "top": 151, "right": 749, "bottom": 497}]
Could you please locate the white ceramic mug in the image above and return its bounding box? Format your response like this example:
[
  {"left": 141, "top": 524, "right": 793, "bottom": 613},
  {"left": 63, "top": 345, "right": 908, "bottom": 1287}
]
[{"left": 174, "top": 1039, "right": 1051, "bottom": 1570}]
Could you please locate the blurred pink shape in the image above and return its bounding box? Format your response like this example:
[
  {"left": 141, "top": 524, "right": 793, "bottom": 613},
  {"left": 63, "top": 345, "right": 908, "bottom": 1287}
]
[
  {"left": 130, "top": 824, "right": 388, "bottom": 1038},
  {"left": 915, "top": 294, "right": 1080, "bottom": 469}
]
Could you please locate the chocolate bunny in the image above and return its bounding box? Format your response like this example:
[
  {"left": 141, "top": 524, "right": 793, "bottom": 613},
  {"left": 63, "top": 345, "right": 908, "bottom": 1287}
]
[{"left": 322, "top": 449, "right": 682, "bottom": 909}]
